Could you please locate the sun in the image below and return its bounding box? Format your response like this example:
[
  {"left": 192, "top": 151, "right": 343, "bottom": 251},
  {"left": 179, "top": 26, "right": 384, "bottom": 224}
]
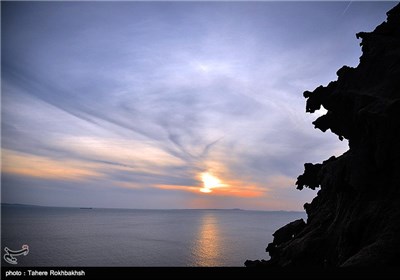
[
  {"left": 200, "top": 187, "right": 212, "bottom": 193},
  {"left": 200, "top": 172, "right": 224, "bottom": 193}
]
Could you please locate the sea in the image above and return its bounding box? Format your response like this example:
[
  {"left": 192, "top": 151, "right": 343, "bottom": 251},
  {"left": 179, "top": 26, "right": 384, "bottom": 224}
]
[{"left": 1, "top": 205, "right": 306, "bottom": 267}]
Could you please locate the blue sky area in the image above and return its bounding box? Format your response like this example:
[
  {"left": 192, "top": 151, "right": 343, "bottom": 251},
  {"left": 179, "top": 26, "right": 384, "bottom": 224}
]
[{"left": 1, "top": 1, "right": 397, "bottom": 210}]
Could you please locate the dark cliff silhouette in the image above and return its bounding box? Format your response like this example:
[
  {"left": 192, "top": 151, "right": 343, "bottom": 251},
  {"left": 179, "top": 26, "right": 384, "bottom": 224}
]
[{"left": 246, "top": 3, "right": 400, "bottom": 267}]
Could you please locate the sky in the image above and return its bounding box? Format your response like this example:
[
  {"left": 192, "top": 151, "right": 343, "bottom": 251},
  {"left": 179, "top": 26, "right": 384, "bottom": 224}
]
[{"left": 1, "top": 1, "right": 397, "bottom": 210}]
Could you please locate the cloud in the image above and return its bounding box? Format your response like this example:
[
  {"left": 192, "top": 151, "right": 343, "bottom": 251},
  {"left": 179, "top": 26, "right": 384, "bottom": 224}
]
[
  {"left": 2, "top": 149, "right": 104, "bottom": 181},
  {"left": 2, "top": 1, "right": 395, "bottom": 210}
]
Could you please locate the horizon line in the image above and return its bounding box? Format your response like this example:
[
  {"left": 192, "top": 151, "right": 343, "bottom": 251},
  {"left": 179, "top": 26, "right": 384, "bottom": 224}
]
[{"left": 1, "top": 202, "right": 305, "bottom": 212}]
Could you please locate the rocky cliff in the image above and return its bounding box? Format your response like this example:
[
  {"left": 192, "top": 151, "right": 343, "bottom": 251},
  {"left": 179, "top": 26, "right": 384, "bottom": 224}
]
[{"left": 246, "top": 3, "right": 400, "bottom": 267}]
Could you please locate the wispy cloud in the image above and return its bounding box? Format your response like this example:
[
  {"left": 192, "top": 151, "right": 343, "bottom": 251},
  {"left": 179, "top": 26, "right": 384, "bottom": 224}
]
[
  {"left": 2, "top": 149, "right": 104, "bottom": 181},
  {"left": 2, "top": 1, "right": 395, "bottom": 210}
]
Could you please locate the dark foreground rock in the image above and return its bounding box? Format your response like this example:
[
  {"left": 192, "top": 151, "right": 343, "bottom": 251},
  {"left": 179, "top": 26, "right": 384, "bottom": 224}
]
[{"left": 246, "top": 3, "right": 400, "bottom": 267}]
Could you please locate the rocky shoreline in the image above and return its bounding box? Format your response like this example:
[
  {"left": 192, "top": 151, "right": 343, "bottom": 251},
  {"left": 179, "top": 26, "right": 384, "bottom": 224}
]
[{"left": 246, "top": 3, "right": 400, "bottom": 268}]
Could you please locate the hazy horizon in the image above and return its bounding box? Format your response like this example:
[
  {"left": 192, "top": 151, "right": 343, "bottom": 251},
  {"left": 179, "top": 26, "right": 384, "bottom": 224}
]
[
  {"left": 1, "top": 1, "right": 397, "bottom": 210},
  {"left": 1, "top": 202, "right": 305, "bottom": 212}
]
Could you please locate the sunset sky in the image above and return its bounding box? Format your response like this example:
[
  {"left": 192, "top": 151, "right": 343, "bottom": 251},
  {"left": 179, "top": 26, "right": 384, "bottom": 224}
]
[{"left": 1, "top": 1, "right": 396, "bottom": 210}]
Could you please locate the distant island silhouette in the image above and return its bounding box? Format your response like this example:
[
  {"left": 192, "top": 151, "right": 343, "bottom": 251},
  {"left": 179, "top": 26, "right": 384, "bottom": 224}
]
[
  {"left": 1, "top": 203, "right": 46, "bottom": 208},
  {"left": 246, "top": 3, "right": 400, "bottom": 268}
]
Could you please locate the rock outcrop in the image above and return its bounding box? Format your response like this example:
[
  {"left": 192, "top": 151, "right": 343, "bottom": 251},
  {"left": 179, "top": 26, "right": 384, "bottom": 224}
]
[{"left": 246, "top": 3, "right": 400, "bottom": 267}]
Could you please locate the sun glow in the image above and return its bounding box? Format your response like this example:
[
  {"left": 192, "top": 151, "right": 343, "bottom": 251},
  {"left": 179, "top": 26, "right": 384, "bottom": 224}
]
[
  {"left": 200, "top": 172, "right": 224, "bottom": 193},
  {"left": 192, "top": 59, "right": 234, "bottom": 76}
]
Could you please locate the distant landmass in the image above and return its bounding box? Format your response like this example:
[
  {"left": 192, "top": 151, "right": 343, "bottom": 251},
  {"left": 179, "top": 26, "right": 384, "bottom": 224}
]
[
  {"left": 246, "top": 3, "right": 400, "bottom": 267},
  {"left": 1, "top": 203, "right": 46, "bottom": 208},
  {"left": 1, "top": 203, "right": 93, "bottom": 209}
]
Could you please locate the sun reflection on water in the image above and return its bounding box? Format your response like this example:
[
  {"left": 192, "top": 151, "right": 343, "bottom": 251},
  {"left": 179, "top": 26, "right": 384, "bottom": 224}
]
[{"left": 190, "top": 213, "right": 223, "bottom": 266}]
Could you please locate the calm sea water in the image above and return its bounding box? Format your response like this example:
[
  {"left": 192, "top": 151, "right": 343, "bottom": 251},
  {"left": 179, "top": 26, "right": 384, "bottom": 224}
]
[{"left": 1, "top": 205, "right": 306, "bottom": 267}]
